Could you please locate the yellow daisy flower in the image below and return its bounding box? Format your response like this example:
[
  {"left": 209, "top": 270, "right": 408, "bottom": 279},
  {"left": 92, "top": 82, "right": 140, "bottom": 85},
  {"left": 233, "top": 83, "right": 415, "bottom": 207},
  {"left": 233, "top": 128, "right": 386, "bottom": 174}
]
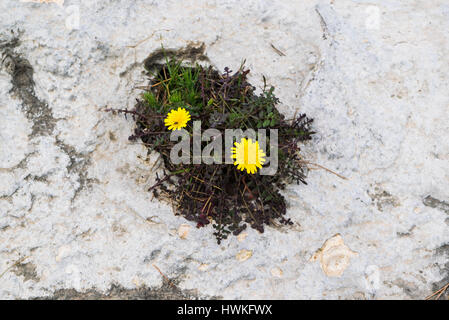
[
  {"left": 231, "top": 138, "right": 266, "bottom": 174},
  {"left": 164, "top": 107, "right": 191, "bottom": 131}
]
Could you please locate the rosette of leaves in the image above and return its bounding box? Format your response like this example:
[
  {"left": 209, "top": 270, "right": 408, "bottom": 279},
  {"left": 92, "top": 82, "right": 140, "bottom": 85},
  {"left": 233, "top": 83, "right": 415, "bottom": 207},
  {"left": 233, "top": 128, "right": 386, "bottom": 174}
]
[{"left": 109, "top": 57, "right": 314, "bottom": 243}]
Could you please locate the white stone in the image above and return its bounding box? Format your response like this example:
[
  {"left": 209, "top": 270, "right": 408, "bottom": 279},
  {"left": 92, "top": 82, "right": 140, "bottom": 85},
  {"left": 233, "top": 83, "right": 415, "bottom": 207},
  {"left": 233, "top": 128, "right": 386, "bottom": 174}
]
[
  {"left": 236, "top": 250, "right": 253, "bottom": 262},
  {"left": 310, "top": 234, "right": 358, "bottom": 277},
  {"left": 0, "top": 0, "right": 448, "bottom": 299},
  {"left": 178, "top": 224, "right": 191, "bottom": 240}
]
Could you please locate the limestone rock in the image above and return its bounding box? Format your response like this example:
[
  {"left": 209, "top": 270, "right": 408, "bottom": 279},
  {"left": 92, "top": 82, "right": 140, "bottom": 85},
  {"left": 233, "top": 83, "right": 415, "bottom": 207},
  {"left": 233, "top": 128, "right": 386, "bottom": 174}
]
[
  {"left": 310, "top": 234, "right": 357, "bottom": 277},
  {"left": 1, "top": 0, "right": 448, "bottom": 299}
]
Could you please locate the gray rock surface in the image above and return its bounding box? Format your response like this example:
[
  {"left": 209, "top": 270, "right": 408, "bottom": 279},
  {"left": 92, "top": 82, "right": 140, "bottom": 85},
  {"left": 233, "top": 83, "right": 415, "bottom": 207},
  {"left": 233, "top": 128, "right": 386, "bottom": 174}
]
[{"left": 0, "top": 0, "right": 448, "bottom": 299}]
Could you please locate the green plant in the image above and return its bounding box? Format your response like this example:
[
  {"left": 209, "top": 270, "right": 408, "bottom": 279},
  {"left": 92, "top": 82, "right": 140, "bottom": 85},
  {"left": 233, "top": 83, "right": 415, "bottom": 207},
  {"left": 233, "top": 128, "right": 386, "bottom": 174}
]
[{"left": 108, "top": 58, "right": 314, "bottom": 243}]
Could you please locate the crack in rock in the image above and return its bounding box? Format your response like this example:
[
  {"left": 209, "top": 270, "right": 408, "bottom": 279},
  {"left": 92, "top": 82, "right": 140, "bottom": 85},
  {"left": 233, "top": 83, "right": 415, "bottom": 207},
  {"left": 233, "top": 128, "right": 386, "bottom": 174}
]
[
  {"left": 55, "top": 137, "right": 98, "bottom": 202},
  {"left": 433, "top": 244, "right": 449, "bottom": 296},
  {"left": 142, "top": 42, "right": 209, "bottom": 74},
  {"left": 12, "top": 262, "right": 39, "bottom": 283},
  {"left": 1, "top": 33, "right": 56, "bottom": 137},
  {"left": 1, "top": 32, "right": 98, "bottom": 206},
  {"left": 34, "top": 281, "right": 219, "bottom": 300},
  {"left": 423, "top": 195, "right": 449, "bottom": 215}
]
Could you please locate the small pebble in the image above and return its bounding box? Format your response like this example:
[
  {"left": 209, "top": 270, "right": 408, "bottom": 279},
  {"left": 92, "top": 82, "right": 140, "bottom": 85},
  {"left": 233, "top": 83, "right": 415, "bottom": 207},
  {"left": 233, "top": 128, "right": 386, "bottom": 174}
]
[
  {"left": 237, "top": 232, "right": 248, "bottom": 242},
  {"left": 198, "top": 264, "right": 209, "bottom": 271},
  {"left": 271, "top": 267, "right": 283, "bottom": 277},
  {"left": 236, "top": 249, "right": 252, "bottom": 261},
  {"left": 178, "top": 224, "right": 190, "bottom": 239}
]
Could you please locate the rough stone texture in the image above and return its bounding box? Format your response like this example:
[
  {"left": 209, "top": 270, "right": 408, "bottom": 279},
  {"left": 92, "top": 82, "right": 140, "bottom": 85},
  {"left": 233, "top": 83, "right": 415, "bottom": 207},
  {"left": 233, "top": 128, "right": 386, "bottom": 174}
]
[{"left": 0, "top": 0, "right": 448, "bottom": 300}]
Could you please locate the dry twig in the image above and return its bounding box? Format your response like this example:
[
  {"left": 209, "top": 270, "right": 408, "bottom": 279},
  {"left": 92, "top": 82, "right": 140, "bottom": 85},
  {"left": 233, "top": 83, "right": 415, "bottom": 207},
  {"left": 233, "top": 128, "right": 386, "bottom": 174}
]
[
  {"left": 152, "top": 264, "right": 176, "bottom": 288},
  {"left": 270, "top": 43, "right": 286, "bottom": 56},
  {"left": 426, "top": 283, "right": 449, "bottom": 300},
  {"left": 0, "top": 256, "right": 29, "bottom": 281},
  {"left": 300, "top": 160, "right": 348, "bottom": 180}
]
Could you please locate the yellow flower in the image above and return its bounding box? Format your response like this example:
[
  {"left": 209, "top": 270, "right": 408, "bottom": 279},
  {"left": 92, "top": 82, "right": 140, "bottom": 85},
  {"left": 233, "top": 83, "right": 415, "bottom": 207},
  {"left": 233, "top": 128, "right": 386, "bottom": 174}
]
[
  {"left": 231, "top": 138, "right": 266, "bottom": 174},
  {"left": 164, "top": 107, "right": 191, "bottom": 130}
]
